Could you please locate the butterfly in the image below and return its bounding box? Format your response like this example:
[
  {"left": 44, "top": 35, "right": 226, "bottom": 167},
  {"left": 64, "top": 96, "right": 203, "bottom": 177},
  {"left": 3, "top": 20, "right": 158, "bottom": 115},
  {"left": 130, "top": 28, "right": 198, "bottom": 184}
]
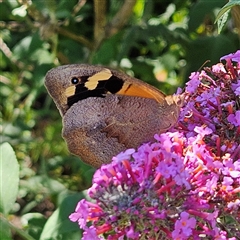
[{"left": 45, "top": 64, "right": 184, "bottom": 167}]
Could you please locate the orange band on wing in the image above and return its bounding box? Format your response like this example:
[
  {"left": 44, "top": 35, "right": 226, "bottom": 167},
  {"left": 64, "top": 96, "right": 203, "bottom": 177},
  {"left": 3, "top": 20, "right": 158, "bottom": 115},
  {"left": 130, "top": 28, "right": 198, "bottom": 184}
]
[{"left": 117, "top": 82, "right": 166, "bottom": 103}]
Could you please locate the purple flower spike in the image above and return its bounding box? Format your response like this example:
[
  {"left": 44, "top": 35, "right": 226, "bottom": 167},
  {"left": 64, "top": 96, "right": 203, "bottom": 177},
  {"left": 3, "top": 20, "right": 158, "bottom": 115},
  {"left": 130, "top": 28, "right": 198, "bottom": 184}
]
[
  {"left": 220, "top": 50, "right": 240, "bottom": 63},
  {"left": 69, "top": 50, "right": 240, "bottom": 239}
]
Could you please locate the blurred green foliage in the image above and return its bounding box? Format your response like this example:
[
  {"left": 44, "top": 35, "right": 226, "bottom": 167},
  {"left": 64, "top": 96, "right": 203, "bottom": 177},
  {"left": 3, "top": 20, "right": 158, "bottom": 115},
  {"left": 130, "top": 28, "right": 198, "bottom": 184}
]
[{"left": 0, "top": 0, "right": 239, "bottom": 239}]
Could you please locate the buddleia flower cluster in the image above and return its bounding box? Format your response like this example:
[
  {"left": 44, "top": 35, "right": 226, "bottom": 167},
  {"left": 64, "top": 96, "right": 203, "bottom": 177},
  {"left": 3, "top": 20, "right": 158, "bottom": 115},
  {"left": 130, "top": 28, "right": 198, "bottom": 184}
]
[{"left": 69, "top": 50, "right": 240, "bottom": 240}]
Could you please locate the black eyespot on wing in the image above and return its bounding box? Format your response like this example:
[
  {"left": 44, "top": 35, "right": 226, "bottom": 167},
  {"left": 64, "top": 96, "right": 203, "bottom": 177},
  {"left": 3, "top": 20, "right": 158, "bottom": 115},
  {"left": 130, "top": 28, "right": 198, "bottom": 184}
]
[{"left": 71, "top": 77, "right": 79, "bottom": 84}]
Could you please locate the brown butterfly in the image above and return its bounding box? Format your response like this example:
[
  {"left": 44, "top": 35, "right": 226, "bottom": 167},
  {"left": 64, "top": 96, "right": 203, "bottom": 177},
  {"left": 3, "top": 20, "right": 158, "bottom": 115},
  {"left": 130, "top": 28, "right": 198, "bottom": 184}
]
[{"left": 45, "top": 64, "right": 184, "bottom": 168}]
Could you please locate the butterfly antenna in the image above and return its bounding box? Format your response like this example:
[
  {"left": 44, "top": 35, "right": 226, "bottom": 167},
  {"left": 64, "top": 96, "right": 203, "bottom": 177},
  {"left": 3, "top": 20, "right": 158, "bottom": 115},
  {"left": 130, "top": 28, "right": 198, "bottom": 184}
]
[{"left": 197, "top": 60, "right": 211, "bottom": 72}]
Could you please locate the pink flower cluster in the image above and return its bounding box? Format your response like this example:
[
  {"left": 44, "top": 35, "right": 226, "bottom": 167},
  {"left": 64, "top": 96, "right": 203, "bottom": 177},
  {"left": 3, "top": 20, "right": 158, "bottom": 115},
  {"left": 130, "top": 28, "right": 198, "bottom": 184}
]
[{"left": 69, "top": 50, "right": 240, "bottom": 240}]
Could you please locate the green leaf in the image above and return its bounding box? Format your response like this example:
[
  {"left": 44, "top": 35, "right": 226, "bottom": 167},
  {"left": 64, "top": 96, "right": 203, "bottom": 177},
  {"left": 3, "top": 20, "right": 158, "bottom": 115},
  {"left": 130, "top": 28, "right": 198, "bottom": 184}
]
[
  {"left": 12, "top": 33, "right": 45, "bottom": 62},
  {"left": 217, "top": 9, "right": 231, "bottom": 33},
  {"left": 215, "top": 0, "right": 240, "bottom": 23},
  {"left": 39, "top": 192, "right": 84, "bottom": 240},
  {"left": 0, "top": 216, "right": 12, "bottom": 240},
  {"left": 21, "top": 213, "right": 47, "bottom": 240},
  {"left": 133, "top": 0, "right": 145, "bottom": 18},
  {"left": 215, "top": 0, "right": 240, "bottom": 33},
  {"left": 0, "top": 142, "right": 19, "bottom": 215},
  {"left": 92, "top": 34, "right": 123, "bottom": 64}
]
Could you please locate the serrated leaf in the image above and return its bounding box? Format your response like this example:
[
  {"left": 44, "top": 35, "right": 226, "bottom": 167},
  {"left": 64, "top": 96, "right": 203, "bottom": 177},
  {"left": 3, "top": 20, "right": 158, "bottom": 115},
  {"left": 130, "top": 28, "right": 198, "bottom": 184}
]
[{"left": 0, "top": 142, "right": 19, "bottom": 215}]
